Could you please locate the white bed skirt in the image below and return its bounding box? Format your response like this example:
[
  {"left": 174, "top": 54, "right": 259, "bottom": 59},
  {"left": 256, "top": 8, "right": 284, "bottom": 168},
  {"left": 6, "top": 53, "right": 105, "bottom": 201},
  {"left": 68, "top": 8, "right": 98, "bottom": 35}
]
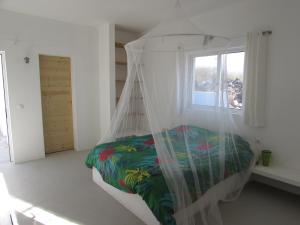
[{"left": 92, "top": 167, "right": 250, "bottom": 225}]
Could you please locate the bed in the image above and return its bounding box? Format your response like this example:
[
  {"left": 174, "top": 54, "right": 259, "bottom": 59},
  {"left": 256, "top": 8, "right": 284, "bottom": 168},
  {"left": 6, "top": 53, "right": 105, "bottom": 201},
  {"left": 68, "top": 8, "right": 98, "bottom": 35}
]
[{"left": 86, "top": 125, "right": 254, "bottom": 225}]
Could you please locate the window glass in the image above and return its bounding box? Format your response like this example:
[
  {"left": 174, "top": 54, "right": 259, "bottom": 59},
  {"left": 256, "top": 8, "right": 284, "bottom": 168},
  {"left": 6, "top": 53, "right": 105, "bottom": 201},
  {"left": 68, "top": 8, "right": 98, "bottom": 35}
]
[
  {"left": 191, "top": 51, "right": 245, "bottom": 110},
  {"left": 192, "top": 55, "right": 218, "bottom": 106},
  {"left": 225, "top": 52, "right": 245, "bottom": 109}
]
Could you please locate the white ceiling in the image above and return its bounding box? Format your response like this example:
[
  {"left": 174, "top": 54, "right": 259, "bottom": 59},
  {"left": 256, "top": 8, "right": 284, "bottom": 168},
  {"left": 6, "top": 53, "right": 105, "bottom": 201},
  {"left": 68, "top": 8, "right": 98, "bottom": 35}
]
[{"left": 0, "top": 0, "right": 245, "bottom": 32}]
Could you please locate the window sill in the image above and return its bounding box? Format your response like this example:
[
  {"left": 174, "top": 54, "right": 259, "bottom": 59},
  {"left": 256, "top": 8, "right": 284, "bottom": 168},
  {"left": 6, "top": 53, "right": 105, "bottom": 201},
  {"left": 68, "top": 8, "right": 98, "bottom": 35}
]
[{"left": 187, "top": 105, "right": 243, "bottom": 116}]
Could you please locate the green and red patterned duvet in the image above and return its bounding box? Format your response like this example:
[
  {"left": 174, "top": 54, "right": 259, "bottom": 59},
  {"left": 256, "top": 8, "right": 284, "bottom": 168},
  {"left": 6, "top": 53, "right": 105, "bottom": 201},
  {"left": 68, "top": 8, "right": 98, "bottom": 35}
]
[{"left": 85, "top": 125, "right": 254, "bottom": 225}]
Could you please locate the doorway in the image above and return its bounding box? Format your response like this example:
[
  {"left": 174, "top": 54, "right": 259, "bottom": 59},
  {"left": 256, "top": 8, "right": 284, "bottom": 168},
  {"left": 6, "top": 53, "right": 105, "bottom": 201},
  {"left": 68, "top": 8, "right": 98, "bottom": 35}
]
[
  {"left": 39, "top": 55, "right": 74, "bottom": 154},
  {"left": 0, "top": 52, "right": 10, "bottom": 163}
]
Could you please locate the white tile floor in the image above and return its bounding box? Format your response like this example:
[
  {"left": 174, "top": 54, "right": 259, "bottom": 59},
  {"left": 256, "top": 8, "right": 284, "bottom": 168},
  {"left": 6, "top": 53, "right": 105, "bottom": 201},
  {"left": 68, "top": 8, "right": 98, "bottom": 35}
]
[{"left": 0, "top": 150, "right": 299, "bottom": 225}]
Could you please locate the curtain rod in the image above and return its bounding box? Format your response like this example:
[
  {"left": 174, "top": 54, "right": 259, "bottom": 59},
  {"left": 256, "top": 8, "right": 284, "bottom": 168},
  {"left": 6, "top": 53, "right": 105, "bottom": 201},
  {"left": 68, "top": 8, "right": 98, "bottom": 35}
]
[{"left": 231, "top": 30, "right": 272, "bottom": 40}]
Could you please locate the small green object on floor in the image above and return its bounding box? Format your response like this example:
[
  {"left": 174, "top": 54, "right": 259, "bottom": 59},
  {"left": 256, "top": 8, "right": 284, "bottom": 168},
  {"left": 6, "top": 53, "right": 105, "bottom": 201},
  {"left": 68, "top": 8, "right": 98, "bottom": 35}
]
[{"left": 261, "top": 150, "right": 272, "bottom": 167}]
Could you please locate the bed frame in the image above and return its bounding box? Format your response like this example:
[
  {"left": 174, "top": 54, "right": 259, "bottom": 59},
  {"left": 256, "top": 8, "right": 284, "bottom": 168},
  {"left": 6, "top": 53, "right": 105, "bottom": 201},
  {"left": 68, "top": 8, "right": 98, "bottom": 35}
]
[{"left": 92, "top": 167, "right": 251, "bottom": 225}]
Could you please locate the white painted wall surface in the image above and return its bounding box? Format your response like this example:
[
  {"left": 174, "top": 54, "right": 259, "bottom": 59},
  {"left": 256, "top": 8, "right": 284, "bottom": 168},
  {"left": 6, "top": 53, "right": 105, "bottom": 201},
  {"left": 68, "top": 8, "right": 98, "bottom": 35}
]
[
  {"left": 190, "top": 0, "right": 300, "bottom": 170},
  {"left": 98, "top": 23, "right": 115, "bottom": 140},
  {"left": 0, "top": 54, "right": 7, "bottom": 137},
  {"left": 0, "top": 9, "right": 100, "bottom": 163},
  {"left": 1, "top": 0, "right": 299, "bottom": 172},
  {"left": 115, "top": 29, "right": 140, "bottom": 44}
]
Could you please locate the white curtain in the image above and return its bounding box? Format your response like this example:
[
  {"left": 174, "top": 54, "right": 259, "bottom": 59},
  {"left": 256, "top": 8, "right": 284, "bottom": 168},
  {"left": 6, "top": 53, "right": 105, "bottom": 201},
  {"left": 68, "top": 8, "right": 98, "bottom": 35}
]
[{"left": 244, "top": 31, "right": 269, "bottom": 127}]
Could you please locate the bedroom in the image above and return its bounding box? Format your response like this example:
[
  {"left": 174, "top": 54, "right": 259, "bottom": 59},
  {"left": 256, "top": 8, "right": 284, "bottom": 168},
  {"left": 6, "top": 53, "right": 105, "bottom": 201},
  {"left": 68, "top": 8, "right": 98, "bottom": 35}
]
[{"left": 0, "top": 0, "right": 299, "bottom": 225}]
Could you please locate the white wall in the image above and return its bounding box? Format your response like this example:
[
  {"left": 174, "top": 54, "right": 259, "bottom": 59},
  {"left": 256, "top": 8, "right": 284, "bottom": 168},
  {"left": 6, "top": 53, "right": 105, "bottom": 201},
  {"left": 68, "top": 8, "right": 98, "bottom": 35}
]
[
  {"left": 98, "top": 23, "right": 115, "bottom": 139},
  {"left": 191, "top": 0, "right": 300, "bottom": 170},
  {"left": 2, "top": 0, "right": 299, "bottom": 170},
  {"left": 115, "top": 29, "right": 140, "bottom": 43},
  {"left": 0, "top": 9, "right": 100, "bottom": 163},
  {"left": 0, "top": 54, "right": 8, "bottom": 137}
]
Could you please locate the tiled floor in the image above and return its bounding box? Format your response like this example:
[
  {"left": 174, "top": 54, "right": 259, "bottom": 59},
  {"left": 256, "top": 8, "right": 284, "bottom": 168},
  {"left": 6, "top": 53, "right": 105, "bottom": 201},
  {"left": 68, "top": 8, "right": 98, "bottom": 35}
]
[{"left": 0, "top": 150, "right": 299, "bottom": 225}]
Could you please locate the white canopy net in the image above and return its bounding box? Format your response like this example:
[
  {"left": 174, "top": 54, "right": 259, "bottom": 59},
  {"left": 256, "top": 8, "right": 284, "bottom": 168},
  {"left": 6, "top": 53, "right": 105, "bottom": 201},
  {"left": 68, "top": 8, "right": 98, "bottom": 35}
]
[{"left": 99, "top": 16, "right": 255, "bottom": 225}]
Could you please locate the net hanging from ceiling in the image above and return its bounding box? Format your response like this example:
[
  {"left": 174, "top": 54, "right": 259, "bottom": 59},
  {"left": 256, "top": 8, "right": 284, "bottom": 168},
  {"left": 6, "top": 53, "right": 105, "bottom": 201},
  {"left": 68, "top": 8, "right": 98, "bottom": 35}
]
[{"left": 97, "top": 9, "right": 256, "bottom": 225}]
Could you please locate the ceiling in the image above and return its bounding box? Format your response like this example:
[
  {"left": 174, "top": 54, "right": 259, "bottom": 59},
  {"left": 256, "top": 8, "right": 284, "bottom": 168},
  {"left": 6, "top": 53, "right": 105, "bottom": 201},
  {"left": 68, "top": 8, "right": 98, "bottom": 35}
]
[{"left": 0, "top": 0, "right": 245, "bottom": 32}]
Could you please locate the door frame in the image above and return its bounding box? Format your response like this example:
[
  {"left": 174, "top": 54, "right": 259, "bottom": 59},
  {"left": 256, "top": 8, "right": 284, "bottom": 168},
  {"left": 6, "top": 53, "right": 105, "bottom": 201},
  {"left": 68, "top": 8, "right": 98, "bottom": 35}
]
[
  {"left": 0, "top": 51, "right": 13, "bottom": 162},
  {"left": 36, "top": 48, "right": 79, "bottom": 152}
]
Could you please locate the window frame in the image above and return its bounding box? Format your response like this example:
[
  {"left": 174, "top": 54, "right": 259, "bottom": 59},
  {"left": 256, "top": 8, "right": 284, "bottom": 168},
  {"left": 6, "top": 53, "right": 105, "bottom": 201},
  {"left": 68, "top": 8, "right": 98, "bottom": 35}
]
[{"left": 187, "top": 47, "right": 246, "bottom": 114}]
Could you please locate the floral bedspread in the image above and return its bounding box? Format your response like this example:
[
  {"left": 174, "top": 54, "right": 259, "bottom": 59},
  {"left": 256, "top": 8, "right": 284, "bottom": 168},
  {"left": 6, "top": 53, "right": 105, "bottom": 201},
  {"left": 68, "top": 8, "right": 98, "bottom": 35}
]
[{"left": 85, "top": 125, "right": 254, "bottom": 225}]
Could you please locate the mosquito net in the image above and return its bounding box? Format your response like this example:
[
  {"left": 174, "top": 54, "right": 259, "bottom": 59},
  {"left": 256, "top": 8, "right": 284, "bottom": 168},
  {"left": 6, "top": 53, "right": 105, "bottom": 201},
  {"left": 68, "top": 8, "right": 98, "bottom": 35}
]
[{"left": 98, "top": 15, "right": 255, "bottom": 225}]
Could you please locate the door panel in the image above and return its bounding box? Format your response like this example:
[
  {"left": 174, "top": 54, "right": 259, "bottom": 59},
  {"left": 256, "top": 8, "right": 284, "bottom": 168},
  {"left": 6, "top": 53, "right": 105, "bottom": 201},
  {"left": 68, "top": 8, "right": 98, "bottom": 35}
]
[{"left": 39, "top": 55, "right": 74, "bottom": 153}]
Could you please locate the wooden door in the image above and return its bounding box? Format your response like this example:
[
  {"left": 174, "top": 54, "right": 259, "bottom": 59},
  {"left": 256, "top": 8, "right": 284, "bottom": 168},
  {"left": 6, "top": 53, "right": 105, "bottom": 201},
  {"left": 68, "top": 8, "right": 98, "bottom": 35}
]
[{"left": 39, "top": 55, "right": 74, "bottom": 153}]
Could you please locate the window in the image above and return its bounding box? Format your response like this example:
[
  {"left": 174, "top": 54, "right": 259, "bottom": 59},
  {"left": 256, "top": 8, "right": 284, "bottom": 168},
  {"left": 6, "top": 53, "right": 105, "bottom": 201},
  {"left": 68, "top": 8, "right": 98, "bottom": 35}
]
[{"left": 192, "top": 51, "right": 245, "bottom": 110}]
